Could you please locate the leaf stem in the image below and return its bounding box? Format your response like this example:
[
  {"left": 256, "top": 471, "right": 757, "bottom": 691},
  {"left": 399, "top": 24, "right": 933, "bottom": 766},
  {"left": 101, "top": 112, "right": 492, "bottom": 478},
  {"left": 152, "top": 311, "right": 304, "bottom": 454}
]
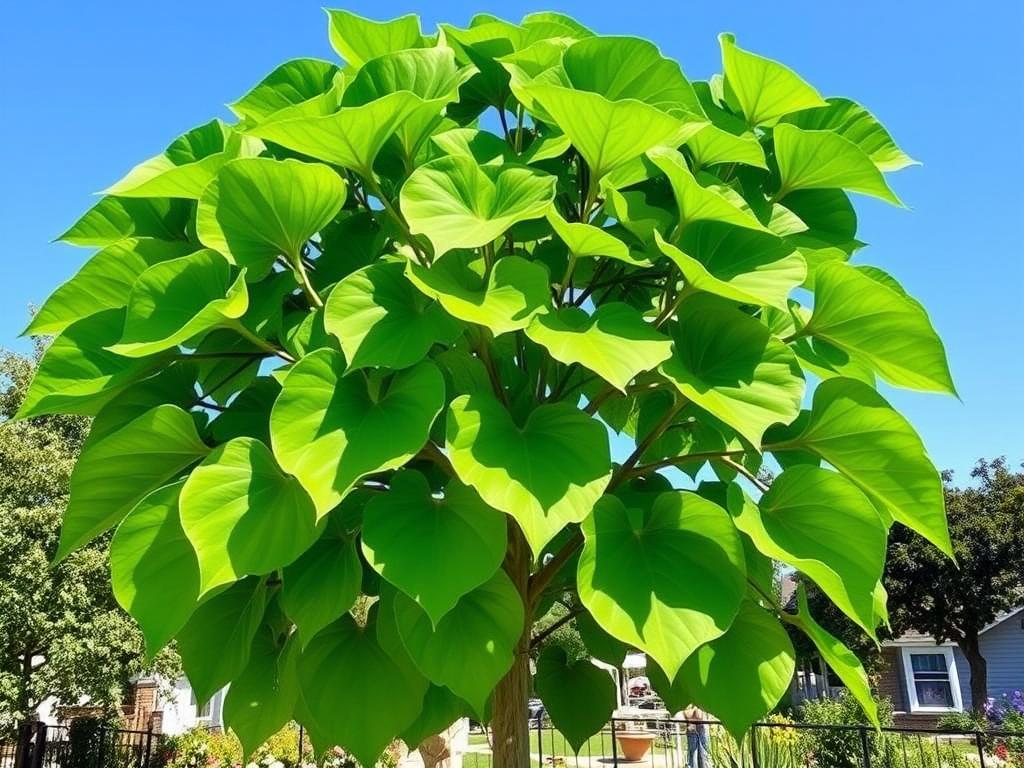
[
  {"left": 607, "top": 395, "right": 687, "bottom": 492},
  {"left": 721, "top": 455, "right": 770, "bottom": 493},
  {"left": 363, "top": 174, "right": 430, "bottom": 266},
  {"left": 229, "top": 322, "right": 295, "bottom": 363},
  {"left": 289, "top": 252, "right": 324, "bottom": 309}
]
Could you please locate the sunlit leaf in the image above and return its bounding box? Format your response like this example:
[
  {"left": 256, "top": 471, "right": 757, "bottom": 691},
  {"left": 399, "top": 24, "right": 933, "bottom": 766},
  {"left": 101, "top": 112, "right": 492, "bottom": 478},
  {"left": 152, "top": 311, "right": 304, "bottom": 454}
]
[{"left": 326, "top": 9, "right": 426, "bottom": 67}]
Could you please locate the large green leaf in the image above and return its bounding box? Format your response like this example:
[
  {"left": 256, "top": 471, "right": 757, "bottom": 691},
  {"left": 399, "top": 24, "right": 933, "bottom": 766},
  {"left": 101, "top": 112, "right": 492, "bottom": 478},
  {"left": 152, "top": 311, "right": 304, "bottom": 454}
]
[
  {"left": 223, "top": 630, "right": 301, "bottom": 758},
  {"left": 325, "top": 261, "right": 462, "bottom": 371},
  {"left": 362, "top": 470, "right": 506, "bottom": 625},
  {"left": 246, "top": 92, "right": 424, "bottom": 178},
  {"left": 180, "top": 437, "right": 319, "bottom": 595},
  {"left": 57, "top": 197, "right": 191, "bottom": 247},
  {"left": 783, "top": 98, "right": 917, "bottom": 172},
  {"left": 392, "top": 571, "right": 523, "bottom": 716},
  {"left": 527, "top": 84, "right": 691, "bottom": 183},
  {"left": 401, "top": 156, "right": 556, "bottom": 256},
  {"left": 654, "top": 226, "right": 805, "bottom": 310},
  {"left": 685, "top": 124, "right": 767, "bottom": 170},
  {"left": 197, "top": 157, "right": 347, "bottom": 279},
  {"left": 105, "top": 119, "right": 262, "bottom": 199},
  {"left": 524, "top": 303, "right": 673, "bottom": 392},
  {"left": 446, "top": 391, "right": 612, "bottom": 556},
  {"left": 401, "top": 685, "right": 472, "bottom": 751},
  {"left": 298, "top": 612, "right": 427, "bottom": 768},
  {"left": 560, "top": 35, "right": 704, "bottom": 118},
  {"left": 675, "top": 601, "right": 795, "bottom": 738},
  {"left": 281, "top": 518, "right": 362, "bottom": 647},
  {"left": 109, "top": 481, "right": 199, "bottom": 658},
  {"left": 647, "top": 147, "right": 769, "bottom": 234},
  {"left": 730, "top": 466, "right": 886, "bottom": 635},
  {"left": 661, "top": 295, "right": 804, "bottom": 447},
  {"left": 766, "top": 377, "right": 951, "bottom": 556},
  {"left": 405, "top": 252, "right": 551, "bottom": 336},
  {"left": 774, "top": 124, "right": 903, "bottom": 206},
  {"left": 270, "top": 349, "right": 444, "bottom": 516},
  {"left": 342, "top": 48, "right": 475, "bottom": 165},
  {"left": 108, "top": 250, "right": 249, "bottom": 357},
  {"left": 55, "top": 405, "right": 210, "bottom": 560},
  {"left": 801, "top": 261, "right": 955, "bottom": 394},
  {"left": 788, "top": 586, "right": 878, "bottom": 726},
  {"left": 26, "top": 240, "right": 195, "bottom": 336},
  {"left": 576, "top": 609, "right": 629, "bottom": 667},
  {"left": 719, "top": 33, "right": 827, "bottom": 127},
  {"left": 546, "top": 210, "right": 643, "bottom": 265},
  {"left": 230, "top": 58, "right": 341, "bottom": 123},
  {"left": 325, "top": 9, "right": 426, "bottom": 67},
  {"left": 535, "top": 647, "right": 616, "bottom": 753},
  {"left": 17, "top": 310, "right": 171, "bottom": 419},
  {"left": 176, "top": 578, "right": 268, "bottom": 705},
  {"left": 577, "top": 491, "right": 746, "bottom": 680}
]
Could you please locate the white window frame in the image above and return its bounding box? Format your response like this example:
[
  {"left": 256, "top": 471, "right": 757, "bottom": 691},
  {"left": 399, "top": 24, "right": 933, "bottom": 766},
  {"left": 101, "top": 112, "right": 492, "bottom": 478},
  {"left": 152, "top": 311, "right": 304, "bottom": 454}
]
[{"left": 899, "top": 645, "right": 964, "bottom": 713}]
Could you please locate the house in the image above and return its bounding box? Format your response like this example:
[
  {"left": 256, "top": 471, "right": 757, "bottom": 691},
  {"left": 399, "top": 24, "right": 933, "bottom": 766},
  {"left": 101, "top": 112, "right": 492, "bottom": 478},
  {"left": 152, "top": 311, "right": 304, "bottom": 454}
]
[
  {"left": 875, "top": 607, "right": 1024, "bottom": 727},
  {"left": 794, "top": 603, "right": 1024, "bottom": 727}
]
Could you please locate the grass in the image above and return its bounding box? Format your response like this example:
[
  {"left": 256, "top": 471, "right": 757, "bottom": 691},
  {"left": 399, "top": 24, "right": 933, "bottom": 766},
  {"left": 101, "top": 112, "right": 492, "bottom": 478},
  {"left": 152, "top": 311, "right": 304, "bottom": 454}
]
[{"left": 465, "top": 726, "right": 621, "bottom": 767}]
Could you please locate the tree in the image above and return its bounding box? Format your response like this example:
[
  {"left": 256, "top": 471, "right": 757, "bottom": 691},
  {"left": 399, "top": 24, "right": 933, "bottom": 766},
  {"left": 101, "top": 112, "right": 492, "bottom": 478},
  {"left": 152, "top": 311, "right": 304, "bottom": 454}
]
[
  {"left": 0, "top": 348, "right": 179, "bottom": 736},
  {"left": 886, "top": 459, "right": 1024, "bottom": 710},
  {"left": 19, "top": 11, "right": 955, "bottom": 768}
]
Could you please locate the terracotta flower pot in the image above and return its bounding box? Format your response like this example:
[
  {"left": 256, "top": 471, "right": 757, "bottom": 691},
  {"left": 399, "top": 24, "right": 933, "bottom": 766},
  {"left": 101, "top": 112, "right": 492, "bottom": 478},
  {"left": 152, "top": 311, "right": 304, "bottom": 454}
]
[{"left": 615, "top": 732, "right": 657, "bottom": 762}]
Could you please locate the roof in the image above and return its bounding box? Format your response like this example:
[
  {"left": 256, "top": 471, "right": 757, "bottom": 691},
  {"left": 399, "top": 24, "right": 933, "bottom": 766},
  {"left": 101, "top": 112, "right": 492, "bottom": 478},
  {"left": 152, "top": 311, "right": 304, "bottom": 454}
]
[{"left": 883, "top": 605, "right": 1024, "bottom": 646}]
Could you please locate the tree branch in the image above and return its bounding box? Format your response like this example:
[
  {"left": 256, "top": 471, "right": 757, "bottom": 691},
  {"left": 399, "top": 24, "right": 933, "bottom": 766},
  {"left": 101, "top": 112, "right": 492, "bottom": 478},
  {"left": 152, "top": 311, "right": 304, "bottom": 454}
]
[{"left": 530, "top": 606, "right": 584, "bottom": 648}]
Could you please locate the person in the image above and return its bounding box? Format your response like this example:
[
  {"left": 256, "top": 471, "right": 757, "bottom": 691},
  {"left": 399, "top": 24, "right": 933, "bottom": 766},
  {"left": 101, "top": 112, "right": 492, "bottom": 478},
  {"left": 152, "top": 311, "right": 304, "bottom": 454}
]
[{"left": 682, "top": 704, "right": 713, "bottom": 768}]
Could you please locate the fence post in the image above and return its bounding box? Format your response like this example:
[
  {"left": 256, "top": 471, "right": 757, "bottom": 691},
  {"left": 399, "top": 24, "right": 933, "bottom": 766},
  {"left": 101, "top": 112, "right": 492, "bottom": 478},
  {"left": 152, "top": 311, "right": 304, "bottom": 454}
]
[
  {"left": 750, "top": 724, "right": 760, "bottom": 768},
  {"left": 975, "top": 731, "right": 986, "bottom": 768},
  {"left": 536, "top": 715, "right": 542, "bottom": 766},
  {"left": 29, "top": 722, "right": 47, "bottom": 768},
  {"left": 95, "top": 725, "right": 106, "bottom": 768},
  {"left": 859, "top": 726, "right": 871, "bottom": 768},
  {"left": 610, "top": 720, "right": 618, "bottom": 766},
  {"left": 143, "top": 726, "right": 154, "bottom": 768}
]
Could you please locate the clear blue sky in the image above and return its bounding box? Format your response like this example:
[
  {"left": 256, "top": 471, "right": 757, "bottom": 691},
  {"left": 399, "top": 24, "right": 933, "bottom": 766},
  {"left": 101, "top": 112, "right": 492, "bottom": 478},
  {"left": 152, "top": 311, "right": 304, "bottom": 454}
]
[{"left": 1, "top": 1, "right": 1021, "bottom": 478}]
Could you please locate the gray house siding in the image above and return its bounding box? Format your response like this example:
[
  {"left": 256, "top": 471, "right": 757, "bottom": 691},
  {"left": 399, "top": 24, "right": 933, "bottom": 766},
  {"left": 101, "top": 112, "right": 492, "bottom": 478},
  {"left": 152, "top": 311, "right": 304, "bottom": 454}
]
[
  {"left": 953, "top": 646, "right": 973, "bottom": 711},
  {"left": 981, "top": 613, "right": 1024, "bottom": 699}
]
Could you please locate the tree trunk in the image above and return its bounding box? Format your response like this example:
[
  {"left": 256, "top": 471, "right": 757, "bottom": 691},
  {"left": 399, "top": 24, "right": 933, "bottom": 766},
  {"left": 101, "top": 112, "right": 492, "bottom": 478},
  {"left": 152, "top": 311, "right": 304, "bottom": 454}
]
[
  {"left": 492, "top": 524, "right": 532, "bottom": 768},
  {"left": 959, "top": 634, "right": 988, "bottom": 713}
]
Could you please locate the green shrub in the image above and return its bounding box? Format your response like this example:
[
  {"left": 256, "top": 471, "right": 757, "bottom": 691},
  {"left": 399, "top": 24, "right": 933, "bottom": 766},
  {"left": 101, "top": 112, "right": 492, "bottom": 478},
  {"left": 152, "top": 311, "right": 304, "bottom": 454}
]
[{"left": 796, "top": 694, "right": 893, "bottom": 768}]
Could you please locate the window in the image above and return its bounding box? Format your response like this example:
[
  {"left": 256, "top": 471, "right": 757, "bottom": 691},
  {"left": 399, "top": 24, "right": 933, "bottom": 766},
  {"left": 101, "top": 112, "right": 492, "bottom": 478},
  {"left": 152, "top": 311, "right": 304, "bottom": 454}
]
[
  {"left": 900, "top": 647, "right": 963, "bottom": 712},
  {"left": 190, "top": 690, "right": 212, "bottom": 720}
]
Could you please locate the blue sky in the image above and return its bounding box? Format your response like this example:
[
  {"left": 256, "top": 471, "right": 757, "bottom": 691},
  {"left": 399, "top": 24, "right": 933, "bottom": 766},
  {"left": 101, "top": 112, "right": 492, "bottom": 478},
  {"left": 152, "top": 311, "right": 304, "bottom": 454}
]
[{"left": 1, "top": 1, "right": 1020, "bottom": 478}]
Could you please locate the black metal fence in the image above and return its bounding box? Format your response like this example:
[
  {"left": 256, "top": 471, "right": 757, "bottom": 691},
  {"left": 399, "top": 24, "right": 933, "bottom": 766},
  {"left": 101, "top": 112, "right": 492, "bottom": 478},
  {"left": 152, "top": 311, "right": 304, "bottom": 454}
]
[
  {"left": 1, "top": 723, "right": 155, "bottom": 768},
  {"left": 462, "top": 717, "right": 1024, "bottom": 768}
]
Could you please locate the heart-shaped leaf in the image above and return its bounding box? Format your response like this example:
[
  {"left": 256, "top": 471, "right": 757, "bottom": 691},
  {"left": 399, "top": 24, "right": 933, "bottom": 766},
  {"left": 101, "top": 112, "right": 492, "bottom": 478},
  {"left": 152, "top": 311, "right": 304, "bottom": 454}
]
[
  {"left": 105, "top": 119, "right": 263, "bottom": 199},
  {"left": 577, "top": 491, "right": 746, "bottom": 680},
  {"left": 248, "top": 92, "right": 425, "bottom": 177},
  {"left": 401, "top": 155, "right": 556, "bottom": 256},
  {"left": 392, "top": 571, "right": 523, "bottom": 716},
  {"left": 197, "top": 157, "right": 347, "bottom": 279},
  {"left": 299, "top": 612, "right": 428, "bottom": 768},
  {"left": 654, "top": 225, "right": 805, "bottom": 310},
  {"left": 801, "top": 261, "right": 955, "bottom": 394},
  {"left": 647, "top": 147, "right": 769, "bottom": 234},
  {"left": 56, "top": 404, "right": 210, "bottom": 560},
  {"left": 223, "top": 630, "right": 301, "bottom": 758},
  {"left": 110, "top": 480, "right": 200, "bottom": 659},
  {"left": 325, "top": 261, "right": 462, "bottom": 371},
  {"left": 666, "top": 601, "right": 795, "bottom": 738},
  {"left": 362, "top": 470, "right": 507, "bottom": 625},
  {"left": 406, "top": 252, "right": 551, "bottom": 336},
  {"left": 176, "top": 577, "right": 268, "bottom": 705},
  {"left": 719, "top": 33, "right": 827, "bottom": 127},
  {"left": 686, "top": 124, "right": 767, "bottom": 170},
  {"left": 326, "top": 9, "right": 426, "bottom": 67},
  {"left": 535, "top": 646, "right": 617, "bottom": 752},
  {"left": 546, "top": 210, "right": 644, "bottom": 265},
  {"left": 661, "top": 294, "right": 804, "bottom": 447},
  {"left": 446, "top": 391, "right": 612, "bottom": 556},
  {"left": 270, "top": 349, "right": 444, "bottom": 516},
  {"left": 108, "top": 249, "right": 249, "bottom": 357},
  {"left": 180, "top": 437, "right": 319, "bottom": 595},
  {"left": 783, "top": 97, "right": 917, "bottom": 172},
  {"left": 26, "top": 239, "right": 195, "bottom": 336},
  {"left": 282, "top": 518, "right": 362, "bottom": 647},
  {"left": 765, "top": 377, "right": 950, "bottom": 556},
  {"left": 230, "top": 58, "right": 340, "bottom": 124},
  {"left": 524, "top": 303, "right": 673, "bottom": 391},
  {"left": 774, "top": 124, "right": 902, "bottom": 206},
  {"left": 730, "top": 466, "right": 886, "bottom": 635},
  {"left": 58, "top": 196, "right": 191, "bottom": 247}
]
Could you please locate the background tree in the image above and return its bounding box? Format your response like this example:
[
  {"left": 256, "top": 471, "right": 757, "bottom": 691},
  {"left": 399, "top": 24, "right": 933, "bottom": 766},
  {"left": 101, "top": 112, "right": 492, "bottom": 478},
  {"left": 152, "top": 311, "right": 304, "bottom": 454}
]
[
  {"left": 18, "top": 11, "right": 955, "bottom": 768},
  {"left": 886, "top": 459, "right": 1024, "bottom": 710},
  {"left": 0, "top": 347, "right": 179, "bottom": 736}
]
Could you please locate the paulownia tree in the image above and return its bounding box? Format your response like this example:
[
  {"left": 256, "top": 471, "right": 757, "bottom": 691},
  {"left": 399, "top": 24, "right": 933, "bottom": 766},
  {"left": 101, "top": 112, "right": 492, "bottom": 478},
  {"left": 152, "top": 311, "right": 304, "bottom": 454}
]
[{"left": 19, "top": 10, "right": 955, "bottom": 768}]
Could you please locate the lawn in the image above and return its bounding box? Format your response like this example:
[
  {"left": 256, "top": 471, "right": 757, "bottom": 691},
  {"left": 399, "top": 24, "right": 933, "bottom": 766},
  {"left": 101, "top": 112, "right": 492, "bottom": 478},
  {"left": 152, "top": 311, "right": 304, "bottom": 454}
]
[{"left": 464, "top": 726, "right": 621, "bottom": 767}]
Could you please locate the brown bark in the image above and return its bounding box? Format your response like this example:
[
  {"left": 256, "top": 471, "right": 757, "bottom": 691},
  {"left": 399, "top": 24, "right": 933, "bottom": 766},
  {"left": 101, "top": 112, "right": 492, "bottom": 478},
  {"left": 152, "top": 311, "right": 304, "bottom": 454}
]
[
  {"left": 959, "top": 634, "right": 989, "bottom": 713},
  {"left": 491, "top": 524, "right": 532, "bottom": 768}
]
